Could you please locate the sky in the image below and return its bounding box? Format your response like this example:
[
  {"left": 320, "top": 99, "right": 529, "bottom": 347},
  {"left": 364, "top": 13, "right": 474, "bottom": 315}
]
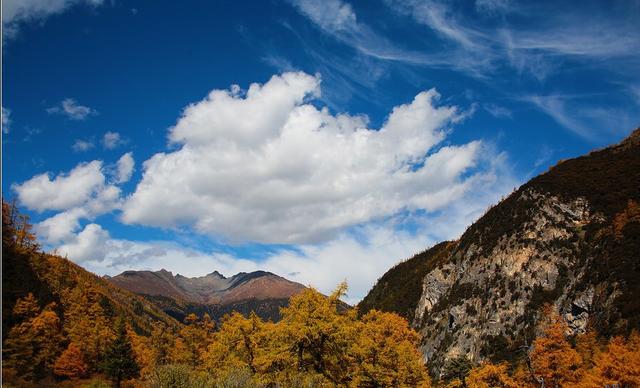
[{"left": 2, "top": 0, "right": 639, "bottom": 303}]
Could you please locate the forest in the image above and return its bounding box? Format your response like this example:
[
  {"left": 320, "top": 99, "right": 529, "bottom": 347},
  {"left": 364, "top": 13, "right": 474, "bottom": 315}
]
[{"left": 2, "top": 200, "right": 640, "bottom": 387}]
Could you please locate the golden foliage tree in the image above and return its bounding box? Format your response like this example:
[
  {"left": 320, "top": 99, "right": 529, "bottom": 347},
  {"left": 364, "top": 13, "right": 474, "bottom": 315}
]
[
  {"left": 170, "top": 313, "right": 215, "bottom": 368},
  {"left": 529, "top": 306, "right": 582, "bottom": 386},
  {"left": 53, "top": 342, "right": 88, "bottom": 379},
  {"left": 276, "top": 282, "right": 356, "bottom": 385},
  {"left": 351, "top": 310, "right": 430, "bottom": 387},
  {"left": 3, "top": 298, "right": 64, "bottom": 379},
  {"left": 466, "top": 362, "right": 518, "bottom": 388},
  {"left": 581, "top": 331, "right": 640, "bottom": 387},
  {"left": 204, "top": 311, "right": 267, "bottom": 376}
]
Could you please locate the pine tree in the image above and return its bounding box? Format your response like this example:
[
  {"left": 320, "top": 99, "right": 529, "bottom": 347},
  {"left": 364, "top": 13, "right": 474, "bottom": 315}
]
[
  {"left": 101, "top": 317, "right": 140, "bottom": 388},
  {"left": 442, "top": 355, "right": 472, "bottom": 386}
]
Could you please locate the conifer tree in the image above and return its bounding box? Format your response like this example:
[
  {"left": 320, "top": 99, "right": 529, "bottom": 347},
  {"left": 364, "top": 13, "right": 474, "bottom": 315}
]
[{"left": 102, "top": 317, "right": 140, "bottom": 388}]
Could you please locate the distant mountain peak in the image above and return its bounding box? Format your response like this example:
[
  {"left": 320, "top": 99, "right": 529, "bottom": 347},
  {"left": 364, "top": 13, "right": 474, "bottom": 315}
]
[
  {"left": 108, "top": 268, "right": 305, "bottom": 309},
  {"left": 205, "top": 270, "right": 225, "bottom": 278}
]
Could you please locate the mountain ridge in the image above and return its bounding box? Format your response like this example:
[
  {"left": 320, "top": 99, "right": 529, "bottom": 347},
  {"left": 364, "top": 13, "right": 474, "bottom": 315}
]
[{"left": 107, "top": 268, "right": 307, "bottom": 322}]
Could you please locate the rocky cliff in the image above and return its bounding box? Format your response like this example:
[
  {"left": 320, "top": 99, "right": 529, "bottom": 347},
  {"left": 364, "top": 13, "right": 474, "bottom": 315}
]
[{"left": 360, "top": 128, "right": 640, "bottom": 373}]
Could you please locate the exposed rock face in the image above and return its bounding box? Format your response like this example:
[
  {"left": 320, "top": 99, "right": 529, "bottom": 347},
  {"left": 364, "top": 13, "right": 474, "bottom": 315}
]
[
  {"left": 360, "top": 128, "right": 640, "bottom": 374},
  {"left": 108, "top": 269, "right": 306, "bottom": 322},
  {"left": 413, "top": 189, "right": 603, "bottom": 371}
]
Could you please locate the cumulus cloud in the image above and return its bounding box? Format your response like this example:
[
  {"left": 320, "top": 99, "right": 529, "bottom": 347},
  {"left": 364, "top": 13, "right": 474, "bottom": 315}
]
[
  {"left": 47, "top": 98, "right": 97, "bottom": 120},
  {"left": 57, "top": 223, "right": 111, "bottom": 262},
  {"left": 72, "top": 139, "right": 94, "bottom": 152},
  {"left": 115, "top": 152, "right": 135, "bottom": 183},
  {"left": 13, "top": 161, "right": 108, "bottom": 212},
  {"left": 2, "top": 107, "right": 11, "bottom": 134},
  {"left": 122, "top": 72, "right": 489, "bottom": 244},
  {"left": 35, "top": 208, "right": 87, "bottom": 244},
  {"left": 2, "top": 0, "right": 104, "bottom": 39},
  {"left": 14, "top": 159, "right": 124, "bottom": 246},
  {"left": 103, "top": 131, "right": 125, "bottom": 149},
  {"left": 64, "top": 151, "right": 515, "bottom": 302}
]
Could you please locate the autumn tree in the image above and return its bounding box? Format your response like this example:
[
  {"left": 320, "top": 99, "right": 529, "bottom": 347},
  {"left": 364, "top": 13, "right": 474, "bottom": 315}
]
[
  {"left": 149, "top": 321, "right": 176, "bottom": 367},
  {"left": 54, "top": 343, "right": 88, "bottom": 379},
  {"left": 101, "top": 317, "right": 140, "bottom": 388},
  {"left": 466, "top": 362, "right": 518, "bottom": 388},
  {"left": 581, "top": 331, "right": 640, "bottom": 387},
  {"left": 2, "top": 199, "right": 39, "bottom": 252},
  {"left": 275, "top": 282, "right": 356, "bottom": 385},
  {"left": 3, "top": 297, "right": 64, "bottom": 379},
  {"left": 62, "top": 287, "right": 115, "bottom": 368},
  {"left": 204, "top": 311, "right": 267, "bottom": 377},
  {"left": 170, "top": 313, "right": 215, "bottom": 368},
  {"left": 351, "top": 310, "right": 431, "bottom": 387},
  {"left": 529, "top": 306, "right": 582, "bottom": 386}
]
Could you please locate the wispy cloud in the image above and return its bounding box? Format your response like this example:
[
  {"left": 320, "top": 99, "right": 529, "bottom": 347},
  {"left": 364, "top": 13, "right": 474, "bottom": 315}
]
[
  {"left": 47, "top": 98, "right": 97, "bottom": 120},
  {"left": 2, "top": 0, "right": 105, "bottom": 40},
  {"left": 2, "top": 107, "right": 11, "bottom": 134},
  {"left": 483, "top": 103, "right": 512, "bottom": 119},
  {"left": 523, "top": 94, "right": 639, "bottom": 140}
]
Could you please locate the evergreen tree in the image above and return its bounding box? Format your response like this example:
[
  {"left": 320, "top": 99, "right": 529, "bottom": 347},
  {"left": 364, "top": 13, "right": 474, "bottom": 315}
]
[
  {"left": 442, "top": 355, "right": 472, "bottom": 386},
  {"left": 102, "top": 317, "right": 140, "bottom": 387}
]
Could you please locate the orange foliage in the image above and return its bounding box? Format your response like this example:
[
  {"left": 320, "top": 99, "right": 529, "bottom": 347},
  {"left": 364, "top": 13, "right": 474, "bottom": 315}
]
[
  {"left": 529, "top": 306, "right": 582, "bottom": 386},
  {"left": 53, "top": 343, "right": 88, "bottom": 379},
  {"left": 351, "top": 310, "right": 430, "bottom": 387},
  {"left": 467, "top": 362, "right": 518, "bottom": 388}
]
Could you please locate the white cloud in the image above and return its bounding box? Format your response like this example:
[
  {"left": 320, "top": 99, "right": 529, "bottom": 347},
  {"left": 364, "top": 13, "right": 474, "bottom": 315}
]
[
  {"left": 72, "top": 139, "right": 94, "bottom": 152},
  {"left": 13, "top": 159, "right": 123, "bottom": 247},
  {"left": 35, "top": 207, "right": 87, "bottom": 244},
  {"left": 47, "top": 98, "right": 97, "bottom": 120},
  {"left": 2, "top": 0, "right": 104, "bottom": 39},
  {"left": 289, "top": 0, "right": 357, "bottom": 33},
  {"left": 122, "top": 72, "right": 488, "bottom": 245},
  {"left": 13, "top": 161, "right": 108, "bottom": 212},
  {"left": 57, "top": 223, "right": 111, "bottom": 262},
  {"left": 103, "top": 131, "right": 125, "bottom": 149},
  {"left": 115, "top": 152, "right": 135, "bottom": 183},
  {"left": 63, "top": 150, "right": 515, "bottom": 302},
  {"left": 2, "top": 107, "right": 11, "bottom": 134},
  {"left": 380, "top": 0, "right": 640, "bottom": 80}
]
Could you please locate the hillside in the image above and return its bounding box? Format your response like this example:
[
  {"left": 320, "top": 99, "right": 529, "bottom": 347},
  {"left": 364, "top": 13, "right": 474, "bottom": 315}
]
[
  {"left": 107, "top": 269, "right": 306, "bottom": 322},
  {"left": 360, "top": 128, "right": 640, "bottom": 373},
  {"left": 1, "top": 201, "right": 181, "bottom": 382}
]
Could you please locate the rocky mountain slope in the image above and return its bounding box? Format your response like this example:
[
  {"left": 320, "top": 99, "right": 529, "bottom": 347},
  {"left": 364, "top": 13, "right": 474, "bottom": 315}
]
[
  {"left": 360, "top": 128, "right": 640, "bottom": 373},
  {"left": 107, "top": 269, "right": 306, "bottom": 322}
]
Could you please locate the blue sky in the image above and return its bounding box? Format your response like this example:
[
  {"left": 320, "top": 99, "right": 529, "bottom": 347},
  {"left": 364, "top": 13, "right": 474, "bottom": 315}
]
[{"left": 3, "top": 0, "right": 639, "bottom": 302}]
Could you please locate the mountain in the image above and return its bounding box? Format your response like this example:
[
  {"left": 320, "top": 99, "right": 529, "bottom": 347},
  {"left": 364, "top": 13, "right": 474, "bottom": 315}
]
[
  {"left": 107, "top": 269, "right": 306, "bottom": 322},
  {"left": 360, "top": 128, "right": 640, "bottom": 373}
]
